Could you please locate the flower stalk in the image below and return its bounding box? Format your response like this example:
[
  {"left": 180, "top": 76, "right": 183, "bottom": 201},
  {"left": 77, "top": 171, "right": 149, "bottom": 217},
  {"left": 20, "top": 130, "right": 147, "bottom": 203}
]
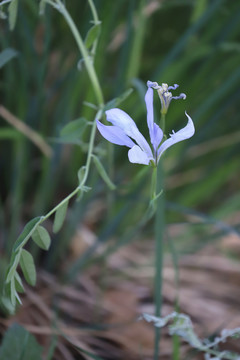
[{"left": 96, "top": 80, "right": 194, "bottom": 358}]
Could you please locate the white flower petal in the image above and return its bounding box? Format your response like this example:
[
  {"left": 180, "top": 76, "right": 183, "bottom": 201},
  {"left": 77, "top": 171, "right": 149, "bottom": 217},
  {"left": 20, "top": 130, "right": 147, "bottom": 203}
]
[
  {"left": 157, "top": 112, "right": 195, "bottom": 161},
  {"left": 106, "top": 108, "right": 153, "bottom": 158},
  {"left": 96, "top": 120, "right": 135, "bottom": 147},
  {"left": 128, "top": 145, "right": 150, "bottom": 165}
]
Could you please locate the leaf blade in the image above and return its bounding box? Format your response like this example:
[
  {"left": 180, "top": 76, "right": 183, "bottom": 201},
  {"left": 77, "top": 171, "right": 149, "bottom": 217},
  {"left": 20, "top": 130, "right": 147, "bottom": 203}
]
[
  {"left": 32, "top": 225, "right": 51, "bottom": 250},
  {"left": 53, "top": 201, "right": 68, "bottom": 234},
  {"left": 20, "top": 249, "right": 36, "bottom": 286},
  {"left": 92, "top": 155, "right": 116, "bottom": 190},
  {"left": 85, "top": 23, "right": 101, "bottom": 49},
  {"left": 8, "top": 0, "right": 18, "bottom": 31},
  {"left": 13, "top": 217, "right": 42, "bottom": 252}
]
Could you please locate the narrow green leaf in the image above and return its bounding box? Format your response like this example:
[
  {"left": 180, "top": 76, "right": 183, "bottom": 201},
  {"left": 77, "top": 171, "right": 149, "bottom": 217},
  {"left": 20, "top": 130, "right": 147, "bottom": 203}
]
[
  {"left": 10, "top": 279, "right": 16, "bottom": 308},
  {"left": 103, "top": 88, "right": 133, "bottom": 111},
  {"left": 92, "top": 155, "right": 116, "bottom": 190},
  {"left": 32, "top": 225, "right": 51, "bottom": 250},
  {"left": 5, "top": 251, "right": 21, "bottom": 283},
  {"left": 8, "top": 0, "right": 18, "bottom": 31},
  {"left": 20, "top": 249, "right": 36, "bottom": 286},
  {"left": 0, "top": 48, "right": 18, "bottom": 69},
  {"left": 14, "top": 290, "right": 22, "bottom": 305},
  {"left": 53, "top": 201, "right": 68, "bottom": 234},
  {"left": 85, "top": 23, "right": 101, "bottom": 49},
  {"left": 39, "top": 0, "right": 47, "bottom": 15},
  {"left": 14, "top": 272, "right": 24, "bottom": 293},
  {"left": 13, "top": 217, "right": 41, "bottom": 252},
  {"left": 77, "top": 166, "right": 86, "bottom": 185}
]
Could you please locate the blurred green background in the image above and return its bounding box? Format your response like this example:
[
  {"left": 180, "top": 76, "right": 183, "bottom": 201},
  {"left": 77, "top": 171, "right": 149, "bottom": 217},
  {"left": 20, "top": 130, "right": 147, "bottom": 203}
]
[{"left": 0, "top": 0, "right": 240, "bottom": 275}]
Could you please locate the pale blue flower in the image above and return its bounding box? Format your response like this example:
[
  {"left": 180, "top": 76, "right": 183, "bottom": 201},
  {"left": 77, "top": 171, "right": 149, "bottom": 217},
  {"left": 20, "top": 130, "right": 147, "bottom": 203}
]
[{"left": 96, "top": 81, "right": 195, "bottom": 166}]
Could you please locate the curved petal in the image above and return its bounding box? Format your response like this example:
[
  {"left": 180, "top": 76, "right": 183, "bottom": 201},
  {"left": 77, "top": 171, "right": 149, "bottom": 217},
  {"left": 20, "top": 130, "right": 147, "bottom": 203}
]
[
  {"left": 106, "top": 108, "right": 153, "bottom": 158},
  {"left": 96, "top": 120, "right": 135, "bottom": 148},
  {"left": 145, "top": 86, "right": 163, "bottom": 151},
  {"left": 153, "top": 123, "right": 163, "bottom": 151},
  {"left": 157, "top": 112, "right": 195, "bottom": 161},
  {"left": 145, "top": 86, "right": 154, "bottom": 141},
  {"left": 128, "top": 145, "right": 150, "bottom": 165}
]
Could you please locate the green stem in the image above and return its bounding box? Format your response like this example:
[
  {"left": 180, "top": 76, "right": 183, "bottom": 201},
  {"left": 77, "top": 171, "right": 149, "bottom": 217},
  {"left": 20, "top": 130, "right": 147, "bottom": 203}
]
[
  {"left": 87, "top": 0, "right": 99, "bottom": 23},
  {"left": 153, "top": 162, "right": 165, "bottom": 360},
  {"left": 154, "top": 112, "right": 166, "bottom": 359},
  {"left": 87, "top": 0, "right": 100, "bottom": 58},
  {"left": 54, "top": 0, "right": 104, "bottom": 106},
  {"left": 15, "top": 109, "right": 101, "bottom": 255},
  {"left": 151, "top": 166, "right": 157, "bottom": 199}
]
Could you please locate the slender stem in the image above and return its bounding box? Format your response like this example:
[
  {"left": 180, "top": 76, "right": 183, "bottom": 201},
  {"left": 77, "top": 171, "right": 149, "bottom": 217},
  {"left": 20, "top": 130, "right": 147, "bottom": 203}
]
[
  {"left": 151, "top": 166, "right": 157, "bottom": 199},
  {"left": 154, "top": 112, "right": 166, "bottom": 359},
  {"left": 87, "top": 0, "right": 100, "bottom": 58},
  {"left": 54, "top": 0, "right": 104, "bottom": 106},
  {"left": 153, "top": 162, "right": 165, "bottom": 360},
  {"left": 14, "top": 109, "right": 101, "bottom": 255},
  {"left": 88, "top": 0, "right": 99, "bottom": 23}
]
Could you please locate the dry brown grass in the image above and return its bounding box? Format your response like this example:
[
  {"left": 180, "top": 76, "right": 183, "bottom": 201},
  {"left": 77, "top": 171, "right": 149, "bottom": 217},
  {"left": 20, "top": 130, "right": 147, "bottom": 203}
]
[{"left": 1, "top": 226, "right": 240, "bottom": 359}]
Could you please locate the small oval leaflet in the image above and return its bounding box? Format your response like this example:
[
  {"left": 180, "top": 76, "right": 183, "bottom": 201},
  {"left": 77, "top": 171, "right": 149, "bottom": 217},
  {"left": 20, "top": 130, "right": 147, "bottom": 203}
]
[
  {"left": 53, "top": 200, "right": 68, "bottom": 234},
  {"left": 13, "top": 216, "right": 41, "bottom": 252},
  {"left": 92, "top": 155, "right": 116, "bottom": 190},
  {"left": 20, "top": 249, "right": 36, "bottom": 286},
  {"left": 85, "top": 23, "right": 101, "bottom": 49},
  {"left": 5, "top": 250, "right": 21, "bottom": 283},
  {"left": 32, "top": 225, "right": 51, "bottom": 250}
]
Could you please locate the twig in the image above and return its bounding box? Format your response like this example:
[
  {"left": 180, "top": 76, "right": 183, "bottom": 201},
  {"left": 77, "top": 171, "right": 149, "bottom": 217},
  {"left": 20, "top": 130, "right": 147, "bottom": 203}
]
[{"left": 0, "top": 105, "right": 53, "bottom": 158}]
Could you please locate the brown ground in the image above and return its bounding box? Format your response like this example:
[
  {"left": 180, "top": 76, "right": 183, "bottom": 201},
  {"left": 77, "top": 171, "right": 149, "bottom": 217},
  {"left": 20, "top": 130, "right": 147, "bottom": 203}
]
[{"left": 1, "top": 225, "right": 240, "bottom": 360}]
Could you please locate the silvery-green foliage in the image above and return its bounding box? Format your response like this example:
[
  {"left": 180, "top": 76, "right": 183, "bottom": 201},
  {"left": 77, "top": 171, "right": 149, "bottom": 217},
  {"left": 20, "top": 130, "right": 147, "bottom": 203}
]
[{"left": 142, "top": 312, "right": 240, "bottom": 360}]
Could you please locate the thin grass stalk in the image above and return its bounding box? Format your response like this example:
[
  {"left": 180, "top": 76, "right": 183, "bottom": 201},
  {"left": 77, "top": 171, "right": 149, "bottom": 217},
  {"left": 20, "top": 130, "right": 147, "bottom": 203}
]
[
  {"left": 153, "top": 112, "right": 166, "bottom": 358},
  {"left": 154, "top": 162, "right": 164, "bottom": 359}
]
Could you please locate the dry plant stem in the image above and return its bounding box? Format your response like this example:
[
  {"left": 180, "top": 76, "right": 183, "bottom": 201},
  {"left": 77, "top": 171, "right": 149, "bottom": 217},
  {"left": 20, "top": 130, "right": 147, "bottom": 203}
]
[{"left": 0, "top": 105, "right": 53, "bottom": 157}]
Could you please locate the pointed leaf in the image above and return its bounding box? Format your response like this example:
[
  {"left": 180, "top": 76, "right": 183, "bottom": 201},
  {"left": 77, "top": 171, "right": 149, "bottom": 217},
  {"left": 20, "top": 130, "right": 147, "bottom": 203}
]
[
  {"left": 77, "top": 166, "right": 86, "bottom": 185},
  {"left": 14, "top": 290, "right": 22, "bottom": 305},
  {"left": 13, "top": 217, "right": 42, "bottom": 252},
  {"left": 20, "top": 249, "right": 36, "bottom": 286},
  {"left": 5, "top": 250, "right": 21, "bottom": 283},
  {"left": 85, "top": 23, "right": 101, "bottom": 49},
  {"left": 103, "top": 88, "right": 133, "bottom": 111},
  {"left": 60, "top": 118, "right": 87, "bottom": 141},
  {"left": 92, "top": 155, "right": 116, "bottom": 190},
  {"left": 32, "top": 225, "right": 51, "bottom": 250},
  {"left": 10, "top": 279, "right": 16, "bottom": 308},
  {"left": 8, "top": 0, "right": 18, "bottom": 31},
  {"left": 0, "top": 48, "right": 18, "bottom": 69},
  {"left": 53, "top": 201, "right": 68, "bottom": 233},
  {"left": 14, "top": 272, "right": 24, "bottom": 293}
]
